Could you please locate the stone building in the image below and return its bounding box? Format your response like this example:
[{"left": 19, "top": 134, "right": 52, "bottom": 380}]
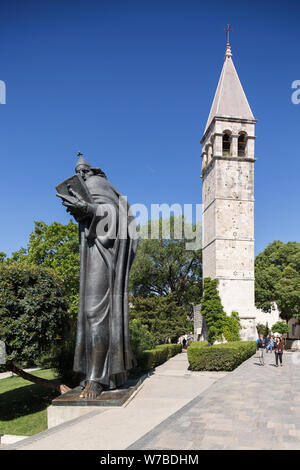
[
  {"left": 195, "top": 40, "right": 274, "bottom": 341},
  {"left": 194, "top": 40, "right": 300, "bottom": 344}
]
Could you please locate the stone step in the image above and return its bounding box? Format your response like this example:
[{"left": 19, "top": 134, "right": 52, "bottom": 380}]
[{"left": 0, "top": 434, "right": 28, "bottom": 446}]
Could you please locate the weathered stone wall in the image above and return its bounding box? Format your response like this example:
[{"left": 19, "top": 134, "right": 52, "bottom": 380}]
[
  {"left": 193, "top": 304, "right": 202, "bottom": 337},
  {"left": 254, "top": 305, "right": 280, "bottom": 329},
  {"left": 193, "top": 304, "right": 208, "bottom": 341},
  {"left": 200, "top": 118, "right": 257, "bottom": 340},
  {"left": 217, "top": 278, "right": 254, "bottom": 317}
]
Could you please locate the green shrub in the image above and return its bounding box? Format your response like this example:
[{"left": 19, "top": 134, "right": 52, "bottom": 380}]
[
  {"left": 0, "top": 364, "right": 8, "bottom": 373},
  {"left": 39, "top": 321, "right": 179, "bottom": 384},
  {"left": 223, "top": 311, "right": 241, "bottom": 342},
  {"left": 200, "top": 279, "right": 242, "bottom": 343},
  {"left": 156, "top": 344, "right": 182, "bottom": 360},
  {"left": 201, "top": 278, "right": 227, "bottom": 344},
  {"left": 129, "top": 319, "right": 156, "bottom": 363},
  {"left": 187, "top": 341, "right": 256, "bottom": 371},
  {"left": 36, "top": 319, "right": 80, "bottom": 387},
  {"left": 0, "top": 263, "right": 68, "bottom": 365},
  {"left": 139, "top": 344, "right": 182, "bottom": 370}
]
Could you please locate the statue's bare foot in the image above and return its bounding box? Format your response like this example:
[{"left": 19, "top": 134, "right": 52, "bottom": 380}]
[
  {"left": 79, "top": 381, "right": 103, "bottom": 399},
  {"left": 60, "top": 384, "right": 71, "bottom": 395}
]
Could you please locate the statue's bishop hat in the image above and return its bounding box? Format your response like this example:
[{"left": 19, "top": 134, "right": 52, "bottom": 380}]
[
  {"left": 75, "top": 154, "right": 92, "bottom": 169},
  {"left": 75, "top": 153, "right": 107, "bottom": 179}
]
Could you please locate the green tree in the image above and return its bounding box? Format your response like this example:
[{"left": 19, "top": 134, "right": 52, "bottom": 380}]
[
  {"left": 8, "top": 220, "right": 80, "bottom": 317},
  {"left": 129, "top": 319, "right": 156, "bottom": 363},
  {"left": 255, "top": 241, "right": 300, "bottom": 322},
  {"left": 0, "top": 263, "right": 69, "bottom": 392},
  {"left": 271, "top": 321, "right": 290, "bottom": 335},
  {"left": 201, "top": 277, "right": 227, "bottom": 344},
  {"left": 129, "top": 217, "right": 202, "bottom": 309},
  {"left": 256, "top": 323, "right": 269, "bottom": 336},
  {"left": 275, "top": 267, "right": 300, "bottom": 322},
  {"left": 130, "top": 295, "right": 193, "bottom": 343}
]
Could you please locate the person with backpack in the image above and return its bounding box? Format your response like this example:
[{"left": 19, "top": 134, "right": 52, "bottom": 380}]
[{"left": 265, "top": 335, "right": 270, "bottom": 353}]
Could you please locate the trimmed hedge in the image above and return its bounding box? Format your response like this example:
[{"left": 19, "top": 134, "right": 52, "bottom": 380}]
[
  {"left": 140, "top": 344, "right": 182, "bottom": 370},
  {"left": 187, "top": 341, "right": 256, "bottom": 371}
]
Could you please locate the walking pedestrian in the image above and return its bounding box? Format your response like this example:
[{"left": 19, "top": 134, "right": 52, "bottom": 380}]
[
  {"left": 274, "top": 335, "right": 285, "bottom": 367},
  {"left": 266, "top": 335, "right": 274, "bottom": 353},
  {"left": 257, "top": 334, "right": 266, "bottom": 366},
  {"left": 265, "top": 335, "right": 270, "bottom": 353}
]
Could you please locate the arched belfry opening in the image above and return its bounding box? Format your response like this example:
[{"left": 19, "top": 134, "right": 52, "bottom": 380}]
[
  {"left": 222, "top": 132, "right": 231, "bottom": 156},
  {"left": 238, "top": 132, "right": 247, "bottom": 157}
]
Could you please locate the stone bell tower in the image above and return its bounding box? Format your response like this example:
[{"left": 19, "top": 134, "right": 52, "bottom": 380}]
[{"left": 200, "top": 38, "right": 257, "bottom": 340}]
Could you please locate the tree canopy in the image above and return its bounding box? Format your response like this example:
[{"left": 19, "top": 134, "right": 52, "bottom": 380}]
[
  {"left": 271, "top": 321, "right": 290, "bottom": 335},
  {"left": 255, "top": 241, "right": 300, "bottom": 322},
  {"left": 0, "top": 263, "right": 70, "bottom": 392},
  {"left": 0, "top": 263, "right": 68, "bottom": 364},
  {"left": 8, "top": 220, "right": 80, "bottom": 317},
  {"left": 129, "top": 217, "right": 202, "bottom": 308},
  {"left": 130, "top": 294, "right": 193, "bottom": 343},
  {"left": 128, "top": 217, "right": 201, "bottom": 343}
]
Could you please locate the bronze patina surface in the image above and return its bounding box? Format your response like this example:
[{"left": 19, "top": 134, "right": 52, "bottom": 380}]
[{"left": 52, "top": 378, "right": 141, "bottom": 406}]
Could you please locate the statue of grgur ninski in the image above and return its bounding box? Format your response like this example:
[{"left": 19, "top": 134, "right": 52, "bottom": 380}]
[{"left": 56, "top": 153, "right": 138, "bottom": 399}]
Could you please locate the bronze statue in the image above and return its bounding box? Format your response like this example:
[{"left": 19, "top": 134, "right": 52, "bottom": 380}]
[{"left": 56, "top": 154, "right": 137, "bottom": 399}]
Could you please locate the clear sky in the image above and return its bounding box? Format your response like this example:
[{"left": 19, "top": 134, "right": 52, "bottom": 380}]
[{"left": 0, "top": 0, "right": 299, "bottom": 256}]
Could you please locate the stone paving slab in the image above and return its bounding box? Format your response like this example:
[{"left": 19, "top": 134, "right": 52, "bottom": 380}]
[
  {"left": 0, "top": 435, "right": 27, "bottom": 446},
  {"left": 2, "top": 353, "right": 226, "bottom": 450},
  {"left": 129, "top": 351, "right": 300, "bottom": 450}
]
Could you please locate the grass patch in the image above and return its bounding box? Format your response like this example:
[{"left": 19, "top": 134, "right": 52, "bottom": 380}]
[{"left": 0, "top": 369, "right": 60, "bottom": 436}]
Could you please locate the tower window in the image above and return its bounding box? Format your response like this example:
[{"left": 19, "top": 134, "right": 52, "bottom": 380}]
[
  {"left": 222, "top": 132, "right": 231, "bottom": 156},
  {"left": 238, "top": 133, "right": 247, "bottom": 157}
]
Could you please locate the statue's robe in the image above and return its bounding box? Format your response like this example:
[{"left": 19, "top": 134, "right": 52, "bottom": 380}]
[{"left": 73, "top": 175, "right": 137, "bottom": 389}]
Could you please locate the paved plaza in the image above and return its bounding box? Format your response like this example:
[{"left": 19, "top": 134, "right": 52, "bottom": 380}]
[
  {"left": 130, "top": 351, "right": 300, "bottom": 450},
  {"left": 3, "top": 350, "right": 300, "bottom": 450},
  {"left": 3, "top": 352, "right": 225, "bottom": 450}
]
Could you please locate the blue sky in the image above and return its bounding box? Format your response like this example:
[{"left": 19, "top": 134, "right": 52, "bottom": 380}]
[{"left": 0, "top": 0, "right": 299, "bottom": 256}]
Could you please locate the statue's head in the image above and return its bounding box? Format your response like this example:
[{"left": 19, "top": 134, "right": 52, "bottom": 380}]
[{"left": 75, "top": 154, "right": 107, "bottom": 181}]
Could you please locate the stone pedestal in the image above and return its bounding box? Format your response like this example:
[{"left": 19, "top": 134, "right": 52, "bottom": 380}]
[{"left": 47, "top": 378, "right": 142, "bottom": 428}]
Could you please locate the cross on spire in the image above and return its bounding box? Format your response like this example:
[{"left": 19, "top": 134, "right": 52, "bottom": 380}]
[
  {"left": 77, "top": 151, "right": 83, "bottom": 158},
  {"left": 224, "top": 24, "right": 233, "bottom": 45}
]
